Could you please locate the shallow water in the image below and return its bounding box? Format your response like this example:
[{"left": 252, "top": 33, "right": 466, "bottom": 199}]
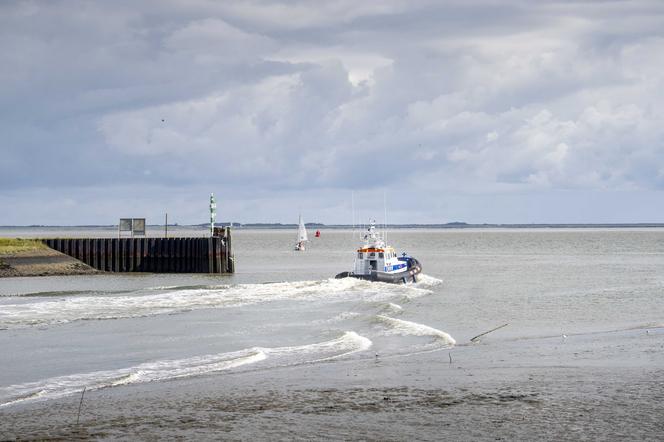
[{"left": 1, "top": 228, "right": 663, "bottom": 439}]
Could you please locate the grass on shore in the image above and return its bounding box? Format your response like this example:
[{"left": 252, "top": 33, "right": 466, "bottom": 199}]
[{"left": 0, "top": 238, "right": 47, "bottom": 255}]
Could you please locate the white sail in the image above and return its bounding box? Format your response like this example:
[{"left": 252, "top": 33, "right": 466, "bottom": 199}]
[{"left": 297, "top": 214, "right": 308, "bottom": 242}]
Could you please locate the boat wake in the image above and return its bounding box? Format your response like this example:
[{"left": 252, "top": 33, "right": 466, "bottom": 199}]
[
  {"left": 414, "top": 274, "right": 443, "bottom": 286},
  {"left": 380, "top": 302, "right": 404, "bottom": 315},
  {"left": 0, "top": 277, "right": 440, "bottom": 329},
  {"left": 374, "top": 315, "right": 456, "bottom": 347},
  {"left": 0, "top": 331, "right": 371, "bottom": 408}
]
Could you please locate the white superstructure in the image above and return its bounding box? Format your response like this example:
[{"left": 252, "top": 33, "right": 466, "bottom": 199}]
[{"left": 353, "top": 221, "right": 409, "bottom": 277}]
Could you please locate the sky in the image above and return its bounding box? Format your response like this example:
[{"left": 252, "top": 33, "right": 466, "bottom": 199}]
[{"left": 2, "top": 0, "right": 664, "bottom": 225}]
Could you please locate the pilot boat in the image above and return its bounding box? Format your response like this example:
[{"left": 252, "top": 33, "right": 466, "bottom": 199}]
[{"left": 335, "top": 221, "right": 421, "bottom": 283}]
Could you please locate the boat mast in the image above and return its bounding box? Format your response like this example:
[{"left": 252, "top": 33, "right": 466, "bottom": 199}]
[
  {"left": 383, "top": 191, "right": 387, "bottom": 245},
  {"left": 351, "top": 190, "right": 355, "bottom": 240}
]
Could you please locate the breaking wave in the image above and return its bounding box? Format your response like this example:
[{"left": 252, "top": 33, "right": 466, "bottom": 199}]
[
  {"left": 0, "top": 331, "right": 371, "bottom": 408},
  {"left": 380, "top": 302, "right": 404, "bottom": 315},
  {"left": 374, "top": 315, "right": 456, "bottom": 346}
]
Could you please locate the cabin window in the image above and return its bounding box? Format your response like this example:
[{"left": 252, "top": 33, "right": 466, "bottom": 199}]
[
  {"left": 378, "top": 252, "right": 384, "bottom": 258},
  {"left": 369, "top": 252, "right": 375, "bottom": 258},
  {"left": 358, "top": 252, "right": 363, "bottom": 259}
]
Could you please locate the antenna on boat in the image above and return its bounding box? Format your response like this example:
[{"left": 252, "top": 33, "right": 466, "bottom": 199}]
[
  {"left": 383, "top": 190, "right": 388, "bottom": 244},
  {"left": 351, "top": 190, "right": 355, "bottom": 239}
]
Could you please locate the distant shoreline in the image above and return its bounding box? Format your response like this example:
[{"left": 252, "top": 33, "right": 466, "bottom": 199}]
[{"left": 2, "top": 223, "right": 664, "bottom": 229}]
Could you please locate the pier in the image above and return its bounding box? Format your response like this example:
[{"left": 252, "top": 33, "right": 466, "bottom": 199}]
[{"left": 42, "top": 227, "right": 234, "bottom": 274}]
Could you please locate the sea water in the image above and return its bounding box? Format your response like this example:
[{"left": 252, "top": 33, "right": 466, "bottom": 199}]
[{"left": 1, "top": 228, "right": 663, "bottom": 439}]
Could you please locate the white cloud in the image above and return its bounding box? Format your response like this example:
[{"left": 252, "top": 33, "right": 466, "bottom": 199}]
[{"left": 268, "top": 47, "right": 393, "bottom": 86}]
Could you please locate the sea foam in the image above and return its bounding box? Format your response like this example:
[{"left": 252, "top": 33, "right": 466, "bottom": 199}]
[
  {"left": 0, "top": 331, "right": 371, "bottom": 408},
  {"left": 375, "top": 315, "right": 456, "bottom": 346},
  {"left": 0, "top": 277, "right": 434, "bottom": 329}
]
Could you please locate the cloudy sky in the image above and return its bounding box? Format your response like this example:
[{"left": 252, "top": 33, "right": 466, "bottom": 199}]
[{"left": 2, "top": 0, "right": 664, "bottom": 225}]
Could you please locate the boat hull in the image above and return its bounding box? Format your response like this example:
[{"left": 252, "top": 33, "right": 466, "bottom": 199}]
[{"left": 335, "top": 258, "right": 422, "bottom": 284}]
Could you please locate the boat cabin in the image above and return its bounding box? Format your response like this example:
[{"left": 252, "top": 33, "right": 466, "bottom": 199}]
[
  {"left": 352, "top": 222, "right": 407, "bottom": 276},
  {"left": 354, "top": 246, "right": 406, "bottom": 276}
]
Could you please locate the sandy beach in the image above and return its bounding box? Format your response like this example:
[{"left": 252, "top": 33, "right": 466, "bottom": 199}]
[{"left": 0, "top": 248, "right": 96, "bottom": 278}]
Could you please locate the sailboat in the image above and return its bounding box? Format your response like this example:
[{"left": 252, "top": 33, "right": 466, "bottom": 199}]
[{"left": 294, "top": 214, "right": 308, "bottom": 251}]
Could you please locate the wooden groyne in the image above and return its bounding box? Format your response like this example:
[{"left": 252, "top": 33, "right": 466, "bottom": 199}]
[{"left": 42, "top": 228, "right": 234, "bottom": 274}]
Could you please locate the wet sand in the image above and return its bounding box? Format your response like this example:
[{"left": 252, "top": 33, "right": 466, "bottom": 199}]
[
  {"left": 0, "top": 248, "right": 96, "bottom": 278},
  {"left": 3, "top": 329, "right": 662, "bottom": 441}
]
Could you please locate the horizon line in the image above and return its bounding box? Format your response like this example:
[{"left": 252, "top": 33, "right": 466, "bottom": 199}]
[{"left": 2, "top": 222, "right": 664, "bottom": 229}]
